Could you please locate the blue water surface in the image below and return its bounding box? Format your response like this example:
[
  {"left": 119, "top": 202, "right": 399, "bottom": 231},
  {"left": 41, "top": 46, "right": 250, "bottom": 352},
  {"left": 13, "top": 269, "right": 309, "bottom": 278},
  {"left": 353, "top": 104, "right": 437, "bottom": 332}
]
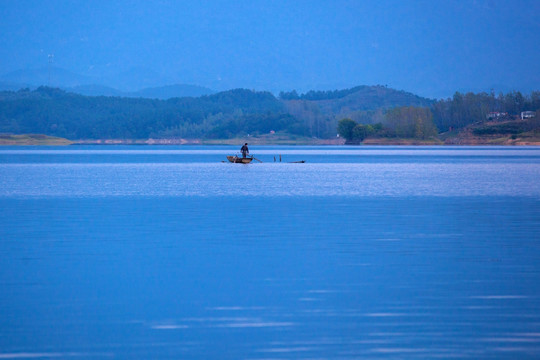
[{"left": 1, "top": 146, "right": 540, "bottom": 359}]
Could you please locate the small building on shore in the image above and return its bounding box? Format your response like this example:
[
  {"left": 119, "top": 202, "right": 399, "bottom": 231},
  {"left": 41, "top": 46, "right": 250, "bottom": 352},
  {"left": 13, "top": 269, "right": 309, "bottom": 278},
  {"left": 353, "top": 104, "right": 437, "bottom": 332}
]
[
  {"left": 521, "top": 111, "right": 536, "bottom": 120},
  {"left": 486, "top": 112, "right": 508, "bottom": 120}
]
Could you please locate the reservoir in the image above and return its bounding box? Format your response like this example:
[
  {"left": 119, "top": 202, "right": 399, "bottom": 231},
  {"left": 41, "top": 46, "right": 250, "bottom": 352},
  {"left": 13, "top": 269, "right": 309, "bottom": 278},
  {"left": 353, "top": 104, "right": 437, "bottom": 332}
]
[{"left": 1, "top": 146, "right": 540, "bottom": 359}]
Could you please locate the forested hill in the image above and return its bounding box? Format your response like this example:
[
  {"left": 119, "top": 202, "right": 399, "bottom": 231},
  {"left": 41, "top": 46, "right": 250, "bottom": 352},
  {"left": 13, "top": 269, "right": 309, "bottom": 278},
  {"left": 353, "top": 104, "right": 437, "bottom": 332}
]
[
  {"left": 280, "top": 85, "right": 433, "bottom": 109},
  {"left": 8, "top": 86, "right": 538, "bottom": 144},
  {"left": 0, "top": 87, "right": 295, "bottom": 140},
  {"left": 2, "top": 85, "right": 538, "bottom": 143},
  {"left": 280, "top": 85, "right": 435, "bottom": 137},
  {"left": 0, "top": 85, "right": 435, "bottom": 140},
  {"left": 281, "top": 85, "right": 434, "bottom": 119}
]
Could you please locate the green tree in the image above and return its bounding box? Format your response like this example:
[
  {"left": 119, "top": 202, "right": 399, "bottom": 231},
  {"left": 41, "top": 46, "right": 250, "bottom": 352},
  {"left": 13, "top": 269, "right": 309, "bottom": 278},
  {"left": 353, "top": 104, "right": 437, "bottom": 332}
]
[
  {"left": 352, "top": 124, "right": 374, "bottom": 142},
  {"left": 337, "top": 118, "right": 357, "bottom": 141},
  {"left": 384, "top": 106, "right": 438, "bottom": 139}
]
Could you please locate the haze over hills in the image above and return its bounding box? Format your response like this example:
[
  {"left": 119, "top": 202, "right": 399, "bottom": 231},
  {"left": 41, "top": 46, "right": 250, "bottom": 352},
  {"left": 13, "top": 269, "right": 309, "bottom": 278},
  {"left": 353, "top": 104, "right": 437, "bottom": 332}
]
[
  {"left": 0, "top": 66, "right": 429, "bottom": 103},
  {"left": 2, "top": 2, "right": 539, "bottom": 99},
  {"left": 0, "top": 67, "right": 215, "bottom": 99},
  {"left": 68, "top": 84, "right": 215, "bottom": 99},
  {"left": 1, "top": 65, "right": 535, "bottom": 102},
  {"left": 0, "top": 65, "right": 528, "bottom": 101},
  {"left": 0, "top": 67, "right": 95, "bottom": 88}
]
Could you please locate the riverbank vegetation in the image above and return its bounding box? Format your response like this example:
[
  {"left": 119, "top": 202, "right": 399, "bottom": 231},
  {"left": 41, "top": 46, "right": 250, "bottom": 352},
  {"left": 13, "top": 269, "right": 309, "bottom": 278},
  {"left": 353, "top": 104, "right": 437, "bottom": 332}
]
[
  {"left": 338, "top": 91, "right": 540, "bottom": 144},
  {"left": 0, "top": 133, "right": 73, "bottom": 145},
  {"left": 0, "top": 85, "right": 538, "bottom": 145}
]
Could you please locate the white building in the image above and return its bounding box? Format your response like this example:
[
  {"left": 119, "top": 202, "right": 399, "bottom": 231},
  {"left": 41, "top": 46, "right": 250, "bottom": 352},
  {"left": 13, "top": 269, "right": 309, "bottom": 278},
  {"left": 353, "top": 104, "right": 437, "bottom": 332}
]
[
  {"left": 521, "top": 111, "right": 536, "bottom": 120},
  {"left": 486, "top": 112, "right": 507, "bottom": 120}
]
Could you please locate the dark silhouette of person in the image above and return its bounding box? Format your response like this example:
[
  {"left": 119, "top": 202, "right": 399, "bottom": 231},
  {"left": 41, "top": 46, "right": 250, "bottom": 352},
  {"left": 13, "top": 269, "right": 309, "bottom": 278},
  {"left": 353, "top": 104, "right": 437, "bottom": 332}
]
[{"left": 241, "top": 143, "right": 249, "bottom": 158}]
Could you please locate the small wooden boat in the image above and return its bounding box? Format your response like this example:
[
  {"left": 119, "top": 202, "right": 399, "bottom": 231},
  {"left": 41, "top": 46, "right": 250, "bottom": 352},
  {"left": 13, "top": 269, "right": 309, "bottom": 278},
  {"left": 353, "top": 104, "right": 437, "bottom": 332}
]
[{"left": 227, "top": 155, "right": 253, "bottom": 164}]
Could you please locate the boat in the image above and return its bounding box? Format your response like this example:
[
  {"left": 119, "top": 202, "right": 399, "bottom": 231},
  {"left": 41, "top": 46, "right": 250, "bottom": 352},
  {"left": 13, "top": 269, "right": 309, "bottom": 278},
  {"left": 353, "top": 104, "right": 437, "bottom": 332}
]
[{"left": 227, "top": 155, "right": 253, "bottom": 164}]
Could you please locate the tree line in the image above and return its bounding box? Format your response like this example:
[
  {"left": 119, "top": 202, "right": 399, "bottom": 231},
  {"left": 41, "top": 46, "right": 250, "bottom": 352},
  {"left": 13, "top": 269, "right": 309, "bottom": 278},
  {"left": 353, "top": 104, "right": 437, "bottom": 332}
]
[
  {"left": 0, "top": 86, "right": 538, "bottom": 142},
  {"left": 432, "top": 91, "right": 540, "bottom": 131},
  {"left": 0, "top": 87, "right": 308, "bottom": 140},
  {"left": 279, "top": 85, "right": 387, "bottom": 101},
  {"left": 337, "top": 106, "right": 439, "bottom": 143},
  {"left": 337, "top": 90, "right": 540, "bottom": 143}
]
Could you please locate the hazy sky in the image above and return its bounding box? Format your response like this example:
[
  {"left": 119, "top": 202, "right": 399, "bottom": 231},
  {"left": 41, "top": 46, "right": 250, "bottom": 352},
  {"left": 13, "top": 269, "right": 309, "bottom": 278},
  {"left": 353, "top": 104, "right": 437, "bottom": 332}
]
[{"left": 1, "top": 0, "right": 539, "bottom": 97}]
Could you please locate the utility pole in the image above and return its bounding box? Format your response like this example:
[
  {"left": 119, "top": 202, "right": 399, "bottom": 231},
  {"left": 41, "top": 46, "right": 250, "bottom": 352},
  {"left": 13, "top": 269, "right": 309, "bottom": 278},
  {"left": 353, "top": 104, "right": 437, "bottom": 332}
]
[{"left": 48, "top": 54, "right": 54, "bottom": 86}]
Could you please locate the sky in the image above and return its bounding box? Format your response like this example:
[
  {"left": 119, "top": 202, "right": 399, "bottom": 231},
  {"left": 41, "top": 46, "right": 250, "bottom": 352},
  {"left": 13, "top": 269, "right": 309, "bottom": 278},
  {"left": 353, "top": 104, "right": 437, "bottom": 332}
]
[{"left": 0, "top": 0, "right": 539, "bottom": 98}]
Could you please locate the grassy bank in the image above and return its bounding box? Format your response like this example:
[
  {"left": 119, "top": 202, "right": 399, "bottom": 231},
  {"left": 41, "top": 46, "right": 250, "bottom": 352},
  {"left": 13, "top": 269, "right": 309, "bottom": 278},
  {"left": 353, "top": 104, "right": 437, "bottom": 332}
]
[
  {"left": 3, "top": 133, "right": 538, "bottom": 146},
  {"left": 0, "top": 134, "right": 73, "bottom": 145},
  {"left": 361, "top": 138, "right": 444, "bottom": 145}
]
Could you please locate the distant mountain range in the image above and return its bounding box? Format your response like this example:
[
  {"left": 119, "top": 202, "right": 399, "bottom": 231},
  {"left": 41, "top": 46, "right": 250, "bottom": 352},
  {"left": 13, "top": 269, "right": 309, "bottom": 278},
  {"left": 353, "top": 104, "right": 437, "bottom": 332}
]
[
  {"left": 0, "top": 67, "right": 215, "bottom": 99},
  {"left": 66, "top": 84, "right": 215, "bottom": 99},
  {"left": 0, "top": 67, "right": 94, "bottom": 88}
]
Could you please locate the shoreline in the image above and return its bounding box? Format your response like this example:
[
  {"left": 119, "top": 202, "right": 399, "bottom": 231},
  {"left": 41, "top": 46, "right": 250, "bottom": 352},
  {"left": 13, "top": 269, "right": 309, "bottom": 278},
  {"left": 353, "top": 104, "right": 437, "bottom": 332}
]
[{"left": 1, "top": 134, "right": 539, "bottom": 146}]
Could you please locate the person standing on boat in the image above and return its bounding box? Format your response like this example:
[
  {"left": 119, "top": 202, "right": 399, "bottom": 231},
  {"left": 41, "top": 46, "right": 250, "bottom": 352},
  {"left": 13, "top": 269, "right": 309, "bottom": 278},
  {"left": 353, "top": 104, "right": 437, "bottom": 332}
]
[{"left": 241, "top": 143, "right": 249, "bottom": 158}]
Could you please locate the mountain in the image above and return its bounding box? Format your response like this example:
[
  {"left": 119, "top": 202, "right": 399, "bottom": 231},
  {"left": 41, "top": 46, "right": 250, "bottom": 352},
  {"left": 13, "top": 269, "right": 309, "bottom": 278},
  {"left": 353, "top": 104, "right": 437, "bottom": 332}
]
[
  {"left": 0, "top": 67, "right": 97, "bottom": 88},
  {"left": 66, "top": 84, "right": 125, "bottom": 97},
  {"left": 281, "top": 85, "right": 434, "bottom": 112},
  {"left": 0, "top": 81, "right": 28, "bottom": 91},
  {"left": 129, "top": 84, "right": 214, "bottom": 99},
  {"left": 319, "top": 85, "right": 434, "bottom": 113},
  {"left": 66, "top": 84, "right": 214, "bottom": 99},
  {"left": 0, "top": 87, "right": 297, "bottom": 140},
  {"left": 0, "top": 67, "right": 215, "bottom": 99},
  {"left": 111, "top": 67, "right": 172, "bottom": 90},
  {"left": 280, "top": 85, "right": 435, "bottom": 132}
]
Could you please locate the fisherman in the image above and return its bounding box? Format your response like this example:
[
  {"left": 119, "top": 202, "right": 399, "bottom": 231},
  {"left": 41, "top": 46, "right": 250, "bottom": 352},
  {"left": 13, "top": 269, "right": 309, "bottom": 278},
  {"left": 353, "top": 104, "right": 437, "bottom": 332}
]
[{"left": 240, "top": 143, "right": 249, "bottom": 158}]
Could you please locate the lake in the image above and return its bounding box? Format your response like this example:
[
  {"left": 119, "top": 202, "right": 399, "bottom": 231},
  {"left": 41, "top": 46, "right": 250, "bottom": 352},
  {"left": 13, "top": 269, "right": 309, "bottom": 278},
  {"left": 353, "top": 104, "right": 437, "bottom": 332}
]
[{"left": 1, "top": 145, "right": 540, "bottom": 359}]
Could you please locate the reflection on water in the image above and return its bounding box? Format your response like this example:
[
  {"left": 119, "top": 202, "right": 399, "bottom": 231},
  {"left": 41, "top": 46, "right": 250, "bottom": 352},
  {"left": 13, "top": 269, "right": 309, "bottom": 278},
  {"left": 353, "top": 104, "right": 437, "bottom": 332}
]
[
  {"left": 1, "top": 146, "right": 540, "bottom": 359},
  {"left": 1, "top": 162, "right": 540, "bottom": 197}
]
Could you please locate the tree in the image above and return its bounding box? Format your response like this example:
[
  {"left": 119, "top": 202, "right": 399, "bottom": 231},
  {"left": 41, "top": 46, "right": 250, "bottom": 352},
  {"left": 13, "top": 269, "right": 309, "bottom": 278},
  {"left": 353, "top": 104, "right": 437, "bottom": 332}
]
[
  {"left": 384, "top": 106, "right": 438, "bottom": 139},
  {"left": 278, "top": 90, "right": 299, "bottom": 100},
  {"left": 352, "top": 124, "right": 374, "bottom": 142},
  {"left": 337, "top": 118, "right": 357, "bottom": 141}
]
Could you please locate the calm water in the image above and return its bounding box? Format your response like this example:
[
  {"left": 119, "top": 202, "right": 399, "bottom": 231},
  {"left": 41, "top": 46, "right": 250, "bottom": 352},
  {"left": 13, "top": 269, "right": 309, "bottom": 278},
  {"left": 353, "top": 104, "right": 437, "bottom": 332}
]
[{"left": 1, "top": 146, "right": 540, "bottom": 359}]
